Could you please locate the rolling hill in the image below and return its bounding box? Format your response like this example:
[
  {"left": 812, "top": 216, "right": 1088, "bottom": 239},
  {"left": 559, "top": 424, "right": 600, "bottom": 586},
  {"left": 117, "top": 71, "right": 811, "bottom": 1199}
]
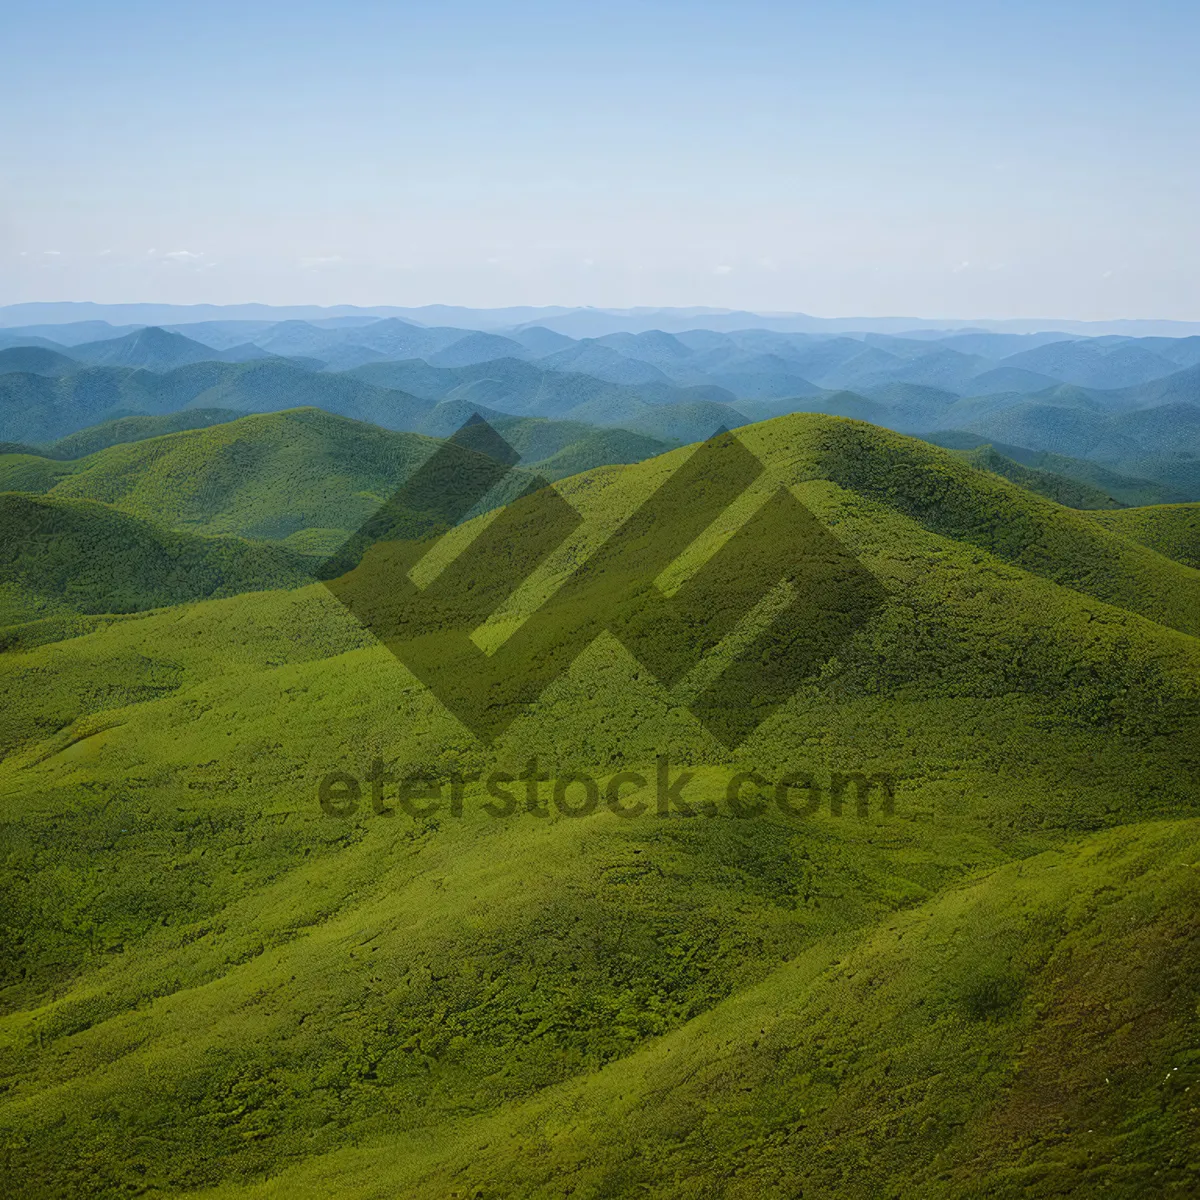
[
  {"left": 962, "top": 398, "right": 1200, "bottom": 495},
  {"left": 0, "top": 409, "right": 439, "bottom": 543},
  {"left": 0, "top": 491, "right": 312, "bottom": 630},
  {"left": 1, "top": 413, "right": 1198, "bottom": 1197},
  {"left": 0, "top": 346, "right": 80, "bottom": 377},
  {"left": 997, "top": 337, "right": 1184, "bottom": 388},
  {"left": 923, "top": 431, "right": 1188, "bottom": 507},
  {"left": 0, "top": 360, "right": 433, "bottom": 444},
  {"left": 0, "top": 408, "right": 674, "bottom": 550},
  {"left": 1086, "top": 503, "right": 1200, "bottom": 570},
  {"left": 68, "top": 326, "right": 264, "bottom": 372}
]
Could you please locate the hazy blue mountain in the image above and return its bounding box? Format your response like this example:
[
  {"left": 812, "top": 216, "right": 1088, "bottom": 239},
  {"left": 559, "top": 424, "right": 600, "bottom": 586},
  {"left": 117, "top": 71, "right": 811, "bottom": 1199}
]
[
  {"left": 337, "top": 318, "right": 465, "bottom": 358},
  {"left": 0, "top": 359, "right": 433, "bottom": 443},
  {"left": 742, "top": 336, "right": 886, "bottom": 383},
  {"left": 591, "top": 330, "right": 699, "bottom": 368},
  {"left": 0, "top": 346, "right": 80, "bottom": 377},
  {"left": 850, "top": 382, "right": 961, "bottom": 430},
  {"left": 963, "top": 398, "right": 1200, "bottom": 494},
  {"left": 537, "top": 342, "right": 676, "bottom": 386},
  {"left": 920, "top": 330, "right": 1077, "bottom": 358},
  {"left": 619, "top": 399, "right": 749, "bottom": 443},
  {"left": 858, "top": 348, "right": 991, "bottom": 393},
  {"left": 858, "top": 332, "right": 967, "bottom": 361},
  {"left": 735, "top": 390, "right": 893, "bottom": 425},
  {"left": 328, "top": 355, "right": 741, "bottom": 440},
  {"left": 68, "top": 327, "right": 238, "bottom": 371},
  {"left": 245, "top": 318, "right": 453, "bottom": 366},
  {"left": 9, "top": 301, "right": 1200, "bottom": 337},
  {"left": 346, "top": 359, "right": 461, "bottom": 400},
  {"left": 415, "top": 396, "right": 512, "bottom": 438},
  {"left": 248, "top": 320, "right": 364, "bottom": 360},
  {"left": 1129, "top": 335, "right": 1200, "bottom": 369},
  {"left": 1105, "top": 362, "right": 1200, "bottom": 409},
  {"left": 219, "top": 342, "right": 275, "bottom": 363},
  {"left": 305, "top": 343, "right": 391, "bottom": 371},
  {"left": 671, "top": 329, "right": 739, "bottom": 353},
  {"left": 703, "top": 354, "right": 823, "bottom": 400},
  {"left": 504, "top": 325, "right": 577, "bottom": 354},
  {"left": 0, "top": 331, "right": 72, "bottom": 352},
  {"left": 943, "top": 385, "right": 1109, "bottom": 430},
  {"left": 0, "top": 368, "right": 159, "bottom": 443},
  {"left": 523, "top": 427, "right": 672, "bottom": 479},
  {"left": 966, "top": 365, "right": 1063, "bottom": 395},
  {"left": 426, "top": 332, "right": 532, "bottom": 367},
  {"left": 162, "top": 320, "right": 279, "bottom": 348},
  {"left": 0, "top": 320, "right": 144, "bottom": 345},
  {"left": 997, "top": 339, "right": 1182, "bottom": 388}
]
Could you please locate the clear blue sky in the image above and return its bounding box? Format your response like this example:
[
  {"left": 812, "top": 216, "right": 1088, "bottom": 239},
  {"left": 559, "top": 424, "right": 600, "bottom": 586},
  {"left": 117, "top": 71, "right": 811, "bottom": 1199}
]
[{"left": 2, "top": 0, "right": 1197, "bottom": 318}]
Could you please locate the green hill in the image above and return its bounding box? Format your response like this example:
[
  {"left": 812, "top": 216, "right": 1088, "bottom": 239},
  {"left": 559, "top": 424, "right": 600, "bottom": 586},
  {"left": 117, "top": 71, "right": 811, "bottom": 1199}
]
[
  {"left": 526, "top": 425, "right": 672, "bottom": 479},
  {"left": 68, "top": 326, "right": 233, "bottom": 371},
  {"left": 49, "top": 409, "right": 242, "bottom": 458},
  {"left": 1, "top": 413, "right": 1198, "bottom": 1198},
  {"left": 0, "top": 491, "right": 312, "bottom": 628},
  {"left": 0, "top": 409, "right": 672, "bottom": 549},
  {"left": 954, "top": 444, "right": 1124, "bottom": 509},
  {"left": 3, "top": 408, "right": 439, "bottom": 542},
  {"left": 925, "top": 430, "right": 1189, "bottom": 506},
  {"left": 1086, "top": 503, "right": 1200, "bottom": 570}
]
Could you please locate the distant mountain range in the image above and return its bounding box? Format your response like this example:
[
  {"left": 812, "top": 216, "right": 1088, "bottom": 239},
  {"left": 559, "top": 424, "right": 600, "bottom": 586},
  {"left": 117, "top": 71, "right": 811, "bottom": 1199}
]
[
  {"left": 2, "top": 314, "right": 1198, "bottom": 498},
  {"left": 5, "top": 301, "right": 1200, "bottom": 337}
]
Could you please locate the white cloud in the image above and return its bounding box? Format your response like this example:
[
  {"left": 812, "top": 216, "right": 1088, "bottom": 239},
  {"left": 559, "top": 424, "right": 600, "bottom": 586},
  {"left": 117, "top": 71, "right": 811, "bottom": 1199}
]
[
  {"left": 164, "top": 249, "right": 205, "bottom": 262},
  {"left": 43, "top": 249, "right": 61, "bottom": 257},
  {"left": 714, "top": 264, "right": 733, "bottom": 275}
]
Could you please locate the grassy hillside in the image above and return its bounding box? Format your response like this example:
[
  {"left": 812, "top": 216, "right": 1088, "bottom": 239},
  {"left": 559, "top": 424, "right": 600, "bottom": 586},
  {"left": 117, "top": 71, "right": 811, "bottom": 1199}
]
[
  {"left": 0, "top": 492, "right": 312, "bottom": 626},
  {"left": 0, "top": 409, "right": 674, "bottom": 549},
  {"left": 9, "top": 408, "right": 439, "bottom": 542},
  {"left": 1, "top": 413, "right": 1198, "bottom": 1198},
  {"left": 926, "top": 430, "right": 1189, "bottom": 505},
  {"left": 962, "top": 397, "right": 1200, "bottom": 495},
  {"left": 50, "top": 409, "right": 243, "bottom": 458},
  {"left": 1086, "top": 503, "right": 1200, "bottom": 570},
  {"left": 954, "top": 445, "right": 1124, "bottom": 509},
  {"left": 529, "top": 426, "right": 673, "bottom": 479}
]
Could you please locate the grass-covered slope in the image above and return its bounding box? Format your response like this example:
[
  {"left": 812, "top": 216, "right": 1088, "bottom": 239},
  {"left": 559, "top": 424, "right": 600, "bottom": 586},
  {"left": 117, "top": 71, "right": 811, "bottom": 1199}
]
[
  {"left": 1086, "top": 503, "right": 1200, "bottom": 570},
  {"left": 953, "top": 444, "right": 1125, "bottom": 509},
  {"left": 0, "top": 408, "right": 673, "bottom": 548},
  {"left": 49, "top": 409, "right": 243, "bottom": 458},
  {"left": 530, "top": 425, "right": 673, "bottom": 479},
  {"left": 925, "top": 430, "right": 1190, "bottom": 506},
  {"left": 1, "top": 413, "right": 1198, "bottom": 1198},
  {"left": 0, "top": 408, "right": 439, "bottom": 543},
  {"left": 192, "top": 817, "right": 1200, "bottom": 1200},
  {"left": 0, "top": 492, "right": 312, "bottom": 625}
]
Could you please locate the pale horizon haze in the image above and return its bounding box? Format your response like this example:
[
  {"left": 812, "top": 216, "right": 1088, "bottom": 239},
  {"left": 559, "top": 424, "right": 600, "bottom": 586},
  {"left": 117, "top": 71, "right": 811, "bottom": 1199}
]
[{"left": 3, "top": 0, "right": 1198, "bottom": 321}]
